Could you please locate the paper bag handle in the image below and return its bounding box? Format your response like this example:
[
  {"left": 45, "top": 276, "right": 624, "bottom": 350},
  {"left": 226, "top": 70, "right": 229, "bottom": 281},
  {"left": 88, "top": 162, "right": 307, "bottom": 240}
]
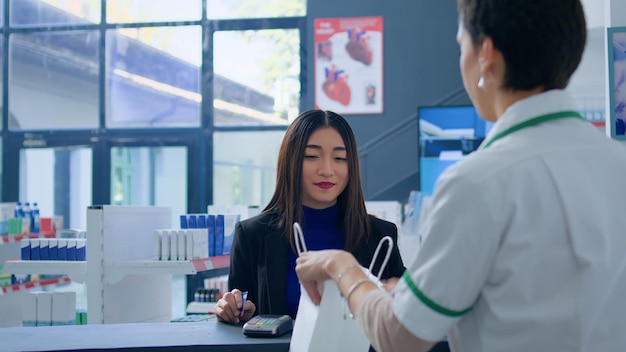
[
  {"left": 368, "top": 236, "right": 393, "bottom": 280},
  {"left": 294, "top": 222, "right": 308, "bottom": 255}
]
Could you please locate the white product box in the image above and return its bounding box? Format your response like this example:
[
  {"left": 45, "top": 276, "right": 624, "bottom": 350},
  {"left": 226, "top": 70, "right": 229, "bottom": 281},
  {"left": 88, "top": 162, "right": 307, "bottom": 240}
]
[
  {"left": 36, "top": 292, "right": 53, "bottom": 326},
  {"left": 153, "top": 230, "right": 163, "bottom": 260},
  {"left": 177, "top": 230, "right": 186, "bottom": 261},
  {"left": 160, "top": 230, "right": 171, "bottom": 261},
  {"left": 169, "top": 231, "right": 178, "bottom": 261},
  {"left": 185, "top": 229, "right": 193, "bottom": 261},
  {"left": 190, "top": 228, "right": 208, "bottom": 259},
  {"left": 22, "top": 293, "right": 38, "bottom": 327},
  {"left": 52, "top": 292, "right": 76, "bottom": 326}
]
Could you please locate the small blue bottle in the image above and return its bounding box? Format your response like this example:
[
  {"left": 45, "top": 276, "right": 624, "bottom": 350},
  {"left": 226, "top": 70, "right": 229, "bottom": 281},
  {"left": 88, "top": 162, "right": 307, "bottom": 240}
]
[
  {"left": 31, "top": 202, "right": 41, "bottom": 234},
  {"left": 14, "top": 202, "right": 23, "bottom": 218}
]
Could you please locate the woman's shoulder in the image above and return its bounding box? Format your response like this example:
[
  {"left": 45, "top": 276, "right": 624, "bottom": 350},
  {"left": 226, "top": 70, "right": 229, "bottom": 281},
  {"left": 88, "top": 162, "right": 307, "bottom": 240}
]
[
  {"left": 237, "top": 211, "right": 279, "bottom": 233},
  {"left": 368, "top": 215, "right": 398, "bottom": 231}
]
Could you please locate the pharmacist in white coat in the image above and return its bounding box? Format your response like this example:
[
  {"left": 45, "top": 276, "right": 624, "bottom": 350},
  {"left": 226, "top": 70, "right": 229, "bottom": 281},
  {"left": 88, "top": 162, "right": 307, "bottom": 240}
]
[{"left": 294, "top": 0, "right": 626, "bottom": 351}]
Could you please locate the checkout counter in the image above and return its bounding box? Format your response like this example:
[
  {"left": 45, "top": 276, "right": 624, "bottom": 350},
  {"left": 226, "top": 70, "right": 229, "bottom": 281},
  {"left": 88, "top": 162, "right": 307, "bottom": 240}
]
[{"left": 0, "top": 318, "right": 290, "bottom": 352}]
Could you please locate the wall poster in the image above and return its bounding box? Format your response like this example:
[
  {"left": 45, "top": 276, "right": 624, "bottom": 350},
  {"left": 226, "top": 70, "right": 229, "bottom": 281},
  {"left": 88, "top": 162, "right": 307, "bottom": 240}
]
[{"left": 314, "top": 16, "right": 383, "bottom": 115}]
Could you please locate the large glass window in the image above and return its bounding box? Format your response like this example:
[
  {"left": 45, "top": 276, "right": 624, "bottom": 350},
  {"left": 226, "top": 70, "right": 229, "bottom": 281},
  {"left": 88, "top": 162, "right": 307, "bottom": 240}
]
[
  {"left": 11, "top": 0, "right": 101, "bottom": 27},
  {"left": 111, "top": 146, "right": 187, "bottom": 227},
  {"left": 213, "top": 29, "right": 301, "bottom": 126},
  {"left": 106, "top": 0, "right": 202, "bottom": 24},
  {"left": 9, "top": 30, "right": 100, "bottom": 130},
  {"left": 213, "top": 130, "right": 283, "bottom": 207},
  {"left": 207, "top": 0, "right": 305, "bottom": 19},
  {"left": 19, "top": 147, "right": 93, "bottom": 229},
  {"left": 106, "top": 26, "right": 202, "bottom": 128}
]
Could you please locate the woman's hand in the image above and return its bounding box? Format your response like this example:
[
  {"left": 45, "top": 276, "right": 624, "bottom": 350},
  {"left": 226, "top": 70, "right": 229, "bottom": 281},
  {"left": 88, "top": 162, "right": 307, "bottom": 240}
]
[
  {"left": 295, "top": 249, "right": 359, "bottom": 305},
  {"left": 215, "top": 289, "right": 256, "bottom": 324}
]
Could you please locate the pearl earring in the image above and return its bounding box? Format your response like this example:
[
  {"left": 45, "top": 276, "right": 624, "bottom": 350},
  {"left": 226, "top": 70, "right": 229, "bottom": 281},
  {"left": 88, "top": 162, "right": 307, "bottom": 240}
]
[{"left": 477, "top": 75, "right": 486, "bottom": 91}]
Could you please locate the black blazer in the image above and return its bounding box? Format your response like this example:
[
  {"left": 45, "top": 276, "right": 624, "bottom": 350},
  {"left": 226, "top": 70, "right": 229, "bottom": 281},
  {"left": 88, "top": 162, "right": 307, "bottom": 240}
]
[{"left": 228, "top": 211, "right": 406, "bottom": 316}]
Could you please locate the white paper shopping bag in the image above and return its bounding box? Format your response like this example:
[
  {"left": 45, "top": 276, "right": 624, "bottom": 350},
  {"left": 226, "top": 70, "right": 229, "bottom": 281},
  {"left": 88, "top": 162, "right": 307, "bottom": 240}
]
[{"left": 290, "top": 223, "right": 394, "bottom": 352}]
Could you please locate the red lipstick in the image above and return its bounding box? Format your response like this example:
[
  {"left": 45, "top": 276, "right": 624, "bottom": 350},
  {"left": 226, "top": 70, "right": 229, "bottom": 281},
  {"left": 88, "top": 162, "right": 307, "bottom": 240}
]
[{"left": 315, "top": 182, "right": 335, "bottom": 189}]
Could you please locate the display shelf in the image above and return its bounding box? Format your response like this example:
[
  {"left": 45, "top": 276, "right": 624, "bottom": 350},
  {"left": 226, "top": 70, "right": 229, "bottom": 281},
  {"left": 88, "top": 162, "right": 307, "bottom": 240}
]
[
  {"left": 1, "top": 260, "right": 87, "bottom": 283},
  {"left": 191, "top": 256, "right": 229, "bottom": 272},
  {"left": 0, "top": 275, "right": 71, "bottom": 295},
  {"left": 104, "top": 256, "right": 229, "bottom": 284},
  {"left": 0, "top": 232, "right": 55, "bottom": 245}
]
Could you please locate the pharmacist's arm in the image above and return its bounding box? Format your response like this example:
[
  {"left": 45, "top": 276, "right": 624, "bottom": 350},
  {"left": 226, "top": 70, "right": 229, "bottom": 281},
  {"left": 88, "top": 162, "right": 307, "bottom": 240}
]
[{"left": 355, "top": 289, "right": 434, "bottom": 352}]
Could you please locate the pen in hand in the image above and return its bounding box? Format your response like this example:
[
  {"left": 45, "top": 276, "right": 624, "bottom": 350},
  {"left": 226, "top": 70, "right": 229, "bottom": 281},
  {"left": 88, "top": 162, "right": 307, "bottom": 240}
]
[{"left": 240, "top": 291, "right": 248, "bottom": 317}]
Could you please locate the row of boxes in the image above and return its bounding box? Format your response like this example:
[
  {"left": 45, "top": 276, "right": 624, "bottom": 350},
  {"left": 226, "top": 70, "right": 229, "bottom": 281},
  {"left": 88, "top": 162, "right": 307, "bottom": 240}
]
[
  {"left": 22, "top": 291, "right": 76, "bottom": 326},
  {"left": 179, "top": 214, "right": 240, "bottom": 257},
  {"left": 21, "top": 238, "right": 86, "bottom": 261},
  {"left": 154, "top": 229, "right": 209, "bottom": 261}
]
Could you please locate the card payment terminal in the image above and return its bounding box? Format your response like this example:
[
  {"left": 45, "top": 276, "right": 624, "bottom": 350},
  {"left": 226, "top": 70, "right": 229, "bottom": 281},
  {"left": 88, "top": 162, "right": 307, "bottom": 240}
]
[{"left": 242, "top": 314, "right": 293, "bottom": 337}]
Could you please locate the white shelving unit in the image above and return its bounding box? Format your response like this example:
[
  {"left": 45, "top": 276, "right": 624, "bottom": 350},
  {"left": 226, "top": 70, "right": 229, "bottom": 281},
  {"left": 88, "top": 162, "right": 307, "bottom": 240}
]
[
  {"left": 2, "top": 260, "right": 86, "bottom": 283},
  {"left": 1, "top": 205, "right": 230, "bottom": 326}
]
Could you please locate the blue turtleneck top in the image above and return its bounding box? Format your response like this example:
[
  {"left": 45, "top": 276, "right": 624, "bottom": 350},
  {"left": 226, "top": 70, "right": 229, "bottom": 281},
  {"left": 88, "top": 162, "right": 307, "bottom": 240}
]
[{"left": 286, "top": 203, "right": 345, "bottom": 318}]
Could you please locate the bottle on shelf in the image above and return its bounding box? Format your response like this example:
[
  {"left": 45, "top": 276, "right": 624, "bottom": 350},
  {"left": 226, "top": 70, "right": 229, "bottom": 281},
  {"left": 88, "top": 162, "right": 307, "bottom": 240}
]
[
  {"left": 14, "top": 201, "right": 23, "bottom": 218},
  {"left": 21, "top": 202, "right": 32, "bottom": 234},
  {"left": 31, "top": 202, "right": 40, "bottom": 234}
]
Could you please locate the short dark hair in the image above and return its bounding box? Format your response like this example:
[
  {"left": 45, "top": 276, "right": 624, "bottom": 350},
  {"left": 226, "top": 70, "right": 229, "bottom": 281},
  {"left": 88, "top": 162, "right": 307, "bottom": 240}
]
[
  {"left": 263, "top": 110, "right": 371, "bottom": 252},
  {"left": 457, "top": 0, "right": 586, "bottom": 91}
]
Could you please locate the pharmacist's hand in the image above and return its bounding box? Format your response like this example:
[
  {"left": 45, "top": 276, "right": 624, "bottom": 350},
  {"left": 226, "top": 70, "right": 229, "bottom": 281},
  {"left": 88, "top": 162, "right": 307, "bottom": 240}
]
[{"left": 215, "top": 289, "right": 256, "bottom": 324}]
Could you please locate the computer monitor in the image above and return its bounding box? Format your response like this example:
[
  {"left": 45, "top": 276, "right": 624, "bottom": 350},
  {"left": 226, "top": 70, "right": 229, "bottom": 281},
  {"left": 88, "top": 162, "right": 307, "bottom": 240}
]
[{"left": 418, "top": 105, "right": 492, "bottom": 195}]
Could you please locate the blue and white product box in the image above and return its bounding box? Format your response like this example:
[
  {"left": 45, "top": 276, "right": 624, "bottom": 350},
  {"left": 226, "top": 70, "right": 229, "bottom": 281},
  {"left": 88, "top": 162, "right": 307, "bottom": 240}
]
[
  {"left": 20, "top": 239, "right": 30, "bottom": 260},
  {"left": 36, "top": 292, "right": 53, "bottom": 326},
  {"left": 39, "top": 239, "right": 49, "bottom": 260},
  {"left": 221, "top": 214, "right": 240, "bottom": 255},
  {"left": 177, "top": 230, "right": 186, "bottom": 261},
  {"left": 48, "top": 239, "right": 58, "bottom": 261},
  {"left": 52, "top": 292, "right": 76, "bottom": 326},
  {"left": 188, "top": 214, "right": 198, "bottom": 229},
  {"left": 22, "top": 293, "right": 38, "bottom": 327},
  {"left": 153, "top": 230, "right": 163, "bottom": 260},
  {"left": 207, "top": 215, "right": 216, "bottom": 257},
  {"left": 66, "top": 239, "right": 76, "bottom": 261},
  {"left": 57, "top": 239, "right": 67, "bottom": 261},
  {"left": 75, "top": 239, "right": 86, "bottom": 261},
  {"left": 198, "top": 214, "right": 207, "bottom": 229},
  {"left": 30, "top": 239, "right": 40, "bottom": 260},
  {"left": 180, "top": 215, "right": 188, "bottom": 229},
  {"left": 214, "top": 215, "right": 224, "bottom": 256},
  {"left": 160, "top": 230, "right": 171, "bottom": 261},
  {"left": 12, "top": 273, "right": 29, "bottom": 284}
]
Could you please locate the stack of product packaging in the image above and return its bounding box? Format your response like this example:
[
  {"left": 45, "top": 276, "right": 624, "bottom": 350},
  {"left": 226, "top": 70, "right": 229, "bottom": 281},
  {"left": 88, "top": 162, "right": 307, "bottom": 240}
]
[
  {"left": 153, "top": 211, "right": 244, "bottom": 261},
  {"left": 22, "top": 291, "right": 76, "bottom": 327},
  {"left": 20, "top": 238, "right": 86, "bottom": 261}
]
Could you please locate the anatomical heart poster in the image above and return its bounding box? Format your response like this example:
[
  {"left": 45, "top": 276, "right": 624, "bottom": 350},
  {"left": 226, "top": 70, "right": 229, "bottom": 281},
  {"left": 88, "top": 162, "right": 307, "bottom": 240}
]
[{"left": 314, "top": 16, "right": 383, "bottom": 114}]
